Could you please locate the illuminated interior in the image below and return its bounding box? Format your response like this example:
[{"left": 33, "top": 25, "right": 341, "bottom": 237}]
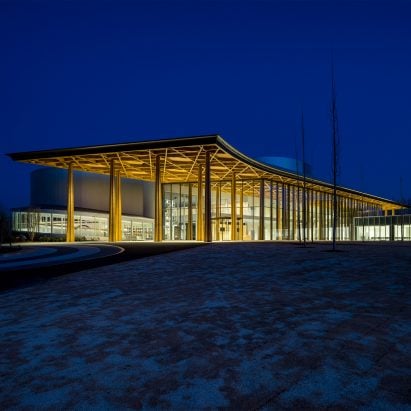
[
  {"left": 8, "top": 134, "right": 403, "bottom": 242},
  {"left": 12, "top": 209, "right": 153, "bottom": 241}
]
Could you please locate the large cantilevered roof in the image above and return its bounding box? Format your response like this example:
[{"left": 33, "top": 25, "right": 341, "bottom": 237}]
[{"left": 8, "top": 134, "right": 403, "bottom": 210}]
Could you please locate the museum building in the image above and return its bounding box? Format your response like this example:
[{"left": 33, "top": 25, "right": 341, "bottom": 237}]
[
  {"left": 12, "top": 168, "right": 155, "bottom": 241},
  {"left": 8, "top": 134, "right": 405, "bottom": 242}
]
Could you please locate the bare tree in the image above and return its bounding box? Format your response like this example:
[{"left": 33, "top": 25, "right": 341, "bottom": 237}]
[
  {"left": 330, "top": 61, "right": 340, "bottom": 251},
  {"left": 0, "top": 207, "right": 9, "bottom": 245},
  {"left": 294, "top": 134, "right": 302, "bottom": 243},
  {"left": 400, "top": 176, "right": 405, "bottom": 204},
  {"left": 301, "top": 111, "right": 307, "bottom": 247},
  {"left": 26, "top": 208, "right": 40, "bottom": 241}
]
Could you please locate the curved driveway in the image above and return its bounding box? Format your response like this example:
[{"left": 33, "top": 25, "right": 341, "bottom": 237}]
[{"left": 0, "top": 244, "right": 124, "bottom": 271}]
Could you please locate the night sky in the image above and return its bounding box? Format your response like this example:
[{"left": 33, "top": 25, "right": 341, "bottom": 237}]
[{"left": 1, "top": 0, "right": 410, "bottom": 212}]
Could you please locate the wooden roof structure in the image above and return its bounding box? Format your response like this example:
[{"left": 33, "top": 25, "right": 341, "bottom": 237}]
[{"left": 8, "top": 134, "right": 403, "bottom": 210}]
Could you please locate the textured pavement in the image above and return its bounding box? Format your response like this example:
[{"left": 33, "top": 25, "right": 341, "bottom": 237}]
[{"left": 0, "top": 242, "right": 410, "bottom": 410}]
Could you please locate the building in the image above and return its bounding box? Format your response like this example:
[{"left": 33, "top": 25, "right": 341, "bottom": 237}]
[
  {"left": 12, "top": 168, "right": 154, "bottom": 241},
  {"left": 8, "top": 134, "right": 405, "bottom": 242}
]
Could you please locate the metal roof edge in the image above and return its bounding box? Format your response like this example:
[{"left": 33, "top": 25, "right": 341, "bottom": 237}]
[{"left": 7, "top": 134, "right": 221, "bottom": 161}]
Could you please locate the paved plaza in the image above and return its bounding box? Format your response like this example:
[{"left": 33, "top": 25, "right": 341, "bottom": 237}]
[{"left": 0, "top": 242, "right": 410, "bottom": 409}]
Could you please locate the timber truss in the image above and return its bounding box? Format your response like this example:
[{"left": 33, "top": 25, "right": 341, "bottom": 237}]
[{"left": 8, "top": 134, "right": 403, "bottom": 210}]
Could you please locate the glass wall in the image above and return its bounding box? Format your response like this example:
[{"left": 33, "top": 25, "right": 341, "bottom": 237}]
[
  {"left": 12, "top": 209, "right": 153, "bottom": 241},
  {"left": 163, "top": 179, "right": 382, "bottom": 241},
  {"left": 213, "top": 180, "right": 235, "bottom": 241},
  {"left": 241, "top": 181, "right": 260, "bottom": 241},
  {"left": 12, "top": 182, "right": 397, "bottom": 242},
  {"left": 162, "top": 183, "right": 198, "bottom": 240},
  {"left": 354, "top": 215, "right": 411, "bottom": 241}
]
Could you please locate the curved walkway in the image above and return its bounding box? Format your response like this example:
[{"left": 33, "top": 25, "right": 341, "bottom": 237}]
[
  {"left": 0, "top": 242, "right": 203, "bottom": 290},
  {"left": 0, "top": 243, "right": 124, "bottom": 271}
]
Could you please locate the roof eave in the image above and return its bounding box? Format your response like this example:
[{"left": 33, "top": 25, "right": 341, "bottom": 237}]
[{"left": 7, "top": 134, "right": 221, "bottom": 161}]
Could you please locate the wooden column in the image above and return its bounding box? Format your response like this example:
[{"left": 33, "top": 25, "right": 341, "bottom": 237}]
[
  {"left": 322, "top": 193, "right": 326, "bottom": 241},
  {"left": 109, "top": 159, "right": 116, "bottom": 242},
  {"left": 197, "top": 164, "right": 203, "bottom": 241},
  {"left": 204, "top": 151, "right": 212, "bottom": 242},
  {"left": 154, "top": 155, "right": 162, "bottom": 242},
  {"left": 307, "top": 189, "right": 311, "bottom": 242},
  {"left": 116, "top": 170, "right": 122, "bottom": 241},
  {"left": 285, "top": 184, "right": 291, "bottom": 240},
  {"left": 259, "top": 179, "right": 265, "bottom": 240},
  {"left": 311, "top": 190, "right": 315, "bottom": 240},
  {"left": 239, "top": 181, "right": 244, "bottom": 240},
  {"left": 231, "top": 174, "right": 236, "bottom": 240},
  {"left": 292, "top": 186, "right": 296, "bottom": 240},
  {"left": 270, "top": 181, "right": 273, "bottom": 241},
  {"left": 277, "top": 183, "right": 282, "bottom": 240},
  {"left": 318, "top": 192, "right": 323, "bottom": 240},
  {"left": 327, "top": 193, "right": 331, "bottom": 240},
  {"left": 187, "top": 183, "right": 193, "bottom": 240},
  {"left": 66, "top": 163, "right": 75, "bottom": 242},
  {"left": 310, "top": 189, "right": 314, "bottom": 241},
  {"left": 314, "top": 191, "right": 320, "bottom": 240},
  {"left": 348, "top": 198, "right": 354, "bottom": 241},
  {"left": 337, "top": 196, "right": 341, "bottom": 241},
  {"left": 342, "top": 197, "right": 347, "bottom": 240},
  {"left": 216, "top": 183, "right": 220, "bottom": 241}
]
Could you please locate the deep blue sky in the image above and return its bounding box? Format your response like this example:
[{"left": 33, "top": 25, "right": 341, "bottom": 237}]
[{"left": 1, "top": 0, "right": 411, "bottom": 211}]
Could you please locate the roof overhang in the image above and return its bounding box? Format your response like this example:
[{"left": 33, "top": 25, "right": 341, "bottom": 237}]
[{"left": 7, "top": 134, "right": 404, "bottom": 210}]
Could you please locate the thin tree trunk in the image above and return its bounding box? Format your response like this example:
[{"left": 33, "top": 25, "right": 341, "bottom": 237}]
[
  {"left": 301, "top": 111, "right": 307, "bottom": 247},
  {"left": 331, "top": 62, "right": 339, "bottom": 251},
  {"left": 295, "top": 137, "right": 302, "bottom": 243}
]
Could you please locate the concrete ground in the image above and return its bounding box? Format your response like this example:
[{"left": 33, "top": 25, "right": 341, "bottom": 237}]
[{"left": 0, "top": 242, "right": 410, "bottom": 410}]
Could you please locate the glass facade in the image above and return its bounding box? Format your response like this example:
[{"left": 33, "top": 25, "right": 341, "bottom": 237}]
[
  {"left": 163, "top": 183, "right": 198, "bottom": 240},
  {"left": 12, "top": 209, "right": 153, "bottom": 241},
  {"left": 14, "top": 182, "right": 405, "bottom": 243},
  {"left": 163, "top": 179, "right": 385, "bottom": 241},
  {"left": 354, "top": 215, "right": 411, "bottom": 241}
]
